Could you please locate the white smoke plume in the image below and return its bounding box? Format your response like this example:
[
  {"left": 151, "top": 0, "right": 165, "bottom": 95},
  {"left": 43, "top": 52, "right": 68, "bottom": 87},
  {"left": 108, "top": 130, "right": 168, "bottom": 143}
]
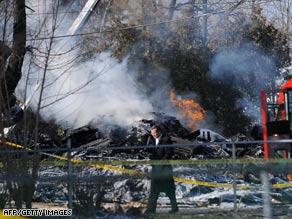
[
  {"left": 17, "top": 0, "right": 154, "bottom": 129},
  {"left": 19, "top": 50, "right": 154, "bottom": 129},
  {"left": 209, "top": 43, "right": 277, "bottom": 122}
]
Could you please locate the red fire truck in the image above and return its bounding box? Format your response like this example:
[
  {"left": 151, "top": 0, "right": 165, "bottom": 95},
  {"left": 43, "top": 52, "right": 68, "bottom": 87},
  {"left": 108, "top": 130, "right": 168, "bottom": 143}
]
[{"left": 261, "top": 79, "right": 292, "bottom": 159}]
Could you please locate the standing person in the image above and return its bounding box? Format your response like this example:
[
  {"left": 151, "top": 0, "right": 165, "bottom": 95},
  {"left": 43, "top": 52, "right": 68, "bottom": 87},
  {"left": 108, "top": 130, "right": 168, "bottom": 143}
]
[{"left": 145, "top": 124, "right": 178, "bottom": 214}]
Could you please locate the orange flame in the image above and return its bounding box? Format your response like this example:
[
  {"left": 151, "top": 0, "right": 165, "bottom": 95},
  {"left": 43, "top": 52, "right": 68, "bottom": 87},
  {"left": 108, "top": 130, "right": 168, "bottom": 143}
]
[{"left": 169, "top": 89, "right": 206, "bottom": 131}]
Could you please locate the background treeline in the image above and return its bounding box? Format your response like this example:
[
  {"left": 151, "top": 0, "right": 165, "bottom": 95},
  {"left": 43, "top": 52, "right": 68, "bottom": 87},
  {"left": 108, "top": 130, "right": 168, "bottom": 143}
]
[{"left": 78, "top": 0, "right": 291, "bottom": 136}]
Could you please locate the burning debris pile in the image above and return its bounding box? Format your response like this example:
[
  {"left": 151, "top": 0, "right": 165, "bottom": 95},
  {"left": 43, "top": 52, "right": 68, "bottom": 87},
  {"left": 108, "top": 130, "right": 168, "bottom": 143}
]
[
  {"left": 64, "top": 112, "right": 263, "bottom": 161},
  {"left": 57, "top": 88, "right": 263, "bottom": 161},
  {"left": 4, "top": 100, "right": 264, "bottom": 160}
]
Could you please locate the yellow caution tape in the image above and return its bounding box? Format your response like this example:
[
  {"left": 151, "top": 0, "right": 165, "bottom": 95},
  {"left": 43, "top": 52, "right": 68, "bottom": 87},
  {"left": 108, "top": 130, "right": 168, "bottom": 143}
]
[
  {"left": 2, "top": 141, "right": 292, "bottom": 189},
  {"left": 270, "top": 183, "right": 292, "bottom": 188},
  {"left": 3, "top": 141, "right": 145, "bottom": 176}
]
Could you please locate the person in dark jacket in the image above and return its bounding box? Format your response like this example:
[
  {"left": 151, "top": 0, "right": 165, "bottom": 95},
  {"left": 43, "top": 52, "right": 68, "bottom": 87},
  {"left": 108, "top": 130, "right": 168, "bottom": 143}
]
[{"left": 145, "top": 124, "right": 178, "bottom": 214}]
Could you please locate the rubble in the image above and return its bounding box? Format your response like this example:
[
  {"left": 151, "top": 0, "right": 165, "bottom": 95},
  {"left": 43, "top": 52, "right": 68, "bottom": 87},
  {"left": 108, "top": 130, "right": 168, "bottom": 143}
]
[
  {"left": 4, "top": 110, "right": 264, "bottom": 160},
  {"left": 63, "top": 112, "right": 263, "bottom": 161}
]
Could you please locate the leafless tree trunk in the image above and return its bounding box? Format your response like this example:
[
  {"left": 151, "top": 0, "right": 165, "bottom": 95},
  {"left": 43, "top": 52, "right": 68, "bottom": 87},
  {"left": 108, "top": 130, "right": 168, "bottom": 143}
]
[
  {"left": 1, "top": 0, "right": 26, "bottom": 109},
  {"left": 0, "top": 0, "right": 38, "bottom": 209}
]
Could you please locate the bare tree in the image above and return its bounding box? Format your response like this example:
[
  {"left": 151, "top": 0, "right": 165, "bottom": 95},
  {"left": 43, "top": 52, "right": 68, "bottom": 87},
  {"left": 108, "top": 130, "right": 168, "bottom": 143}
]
[
  {"left": 0, "top": 0, "right": 31, "bottom": 209},
  {"left": 0, "top": 0, "right": 26, "bottom": 110},
  {"left": 270, "top": 0, "right": 292, "bottom": 59},
  {"left": 0, "top": 0, "right": 78, "bottom": 209}
]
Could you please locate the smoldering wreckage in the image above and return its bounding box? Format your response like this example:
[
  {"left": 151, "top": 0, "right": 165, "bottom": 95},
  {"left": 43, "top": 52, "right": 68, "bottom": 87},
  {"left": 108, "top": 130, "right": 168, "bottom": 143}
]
[{"left": 2, "top": 107, "right": 292, "bottom": 217}]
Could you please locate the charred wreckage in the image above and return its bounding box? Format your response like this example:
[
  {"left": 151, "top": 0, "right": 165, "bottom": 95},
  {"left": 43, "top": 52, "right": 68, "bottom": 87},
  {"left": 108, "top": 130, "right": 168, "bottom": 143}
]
[{"left": 2, "top": 107, "right": 263, "bottom": 160}]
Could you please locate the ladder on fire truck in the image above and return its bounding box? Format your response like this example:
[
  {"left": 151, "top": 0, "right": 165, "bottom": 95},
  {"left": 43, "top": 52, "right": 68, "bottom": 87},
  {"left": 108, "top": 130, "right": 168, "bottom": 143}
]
[{"left": 261, "top": 88, "right": 292, "bottom": 159}]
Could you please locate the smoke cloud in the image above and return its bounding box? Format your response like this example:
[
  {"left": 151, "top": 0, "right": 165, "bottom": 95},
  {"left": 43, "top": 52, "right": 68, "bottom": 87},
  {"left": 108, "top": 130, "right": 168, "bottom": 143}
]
[
  {"left": 19, "top": 49, "right": 154, "bottom": 129},
  {"left": 17, "top": 0, "right": 213, "bottom": 132},
  {"left": 209, "top": 43, "right": 277, "bottom": 122},
  {"left": 17, "top": 0, "right": 154, "bottom": 129}
]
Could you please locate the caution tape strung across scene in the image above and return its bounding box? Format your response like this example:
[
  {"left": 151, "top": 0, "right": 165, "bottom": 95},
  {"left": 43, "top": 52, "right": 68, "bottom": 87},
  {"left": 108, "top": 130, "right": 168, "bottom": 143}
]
[{"left": 2, "top": 141, "right": 292, "bottom": 189}]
